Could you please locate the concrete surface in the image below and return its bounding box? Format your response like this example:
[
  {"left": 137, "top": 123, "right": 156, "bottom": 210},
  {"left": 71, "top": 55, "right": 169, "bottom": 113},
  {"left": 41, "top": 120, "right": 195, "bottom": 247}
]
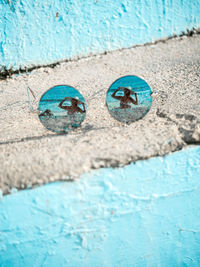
[
  {"left": 0, "top": 34, "right": 200, "bottom": 194},
  {"left": 0, "top": 146, "right": 200, "bottom": 266},
  {"left": 1, "top": 0, "right": 200, "bottom": 71}
]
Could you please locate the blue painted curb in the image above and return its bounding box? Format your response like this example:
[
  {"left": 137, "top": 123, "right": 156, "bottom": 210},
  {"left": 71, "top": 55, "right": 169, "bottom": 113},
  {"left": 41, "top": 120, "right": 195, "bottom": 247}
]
[
  {"left": 1, "top": 0, "right": 200, "bottom": 71},
  {"left": 0, "top": 146, "right": 200, "bottom": 266}
]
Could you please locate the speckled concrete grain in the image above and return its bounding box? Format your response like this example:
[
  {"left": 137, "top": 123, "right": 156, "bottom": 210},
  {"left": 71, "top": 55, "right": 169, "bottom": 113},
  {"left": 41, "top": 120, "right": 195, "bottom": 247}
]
[{"left": 0, "top": 35, "right": 200, "bottom": 194}]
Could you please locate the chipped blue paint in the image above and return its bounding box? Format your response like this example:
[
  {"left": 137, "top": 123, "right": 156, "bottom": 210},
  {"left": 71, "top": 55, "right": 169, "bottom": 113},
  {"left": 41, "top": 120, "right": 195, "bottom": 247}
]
[
  {"left": 0, "top": 146, "right": 200, "bottom": 266},
  {"left": 0, "top": 0, "right": 200, "bottom": 71}
]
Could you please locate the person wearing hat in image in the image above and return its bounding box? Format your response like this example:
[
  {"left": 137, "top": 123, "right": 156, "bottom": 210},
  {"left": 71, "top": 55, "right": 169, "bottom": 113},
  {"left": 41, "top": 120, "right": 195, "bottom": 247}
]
[
  {"left": 58, "top": 96, "right": 86, "bottom": 115},
  {"left": 111, "top": 86, "right": 138, "bottom": 109}
]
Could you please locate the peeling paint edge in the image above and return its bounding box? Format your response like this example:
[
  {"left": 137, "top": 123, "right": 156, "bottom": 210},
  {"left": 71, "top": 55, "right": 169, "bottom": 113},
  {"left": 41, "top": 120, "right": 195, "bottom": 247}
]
[{"left": 0, "top": 28, "right": 200, "bottom": 80}]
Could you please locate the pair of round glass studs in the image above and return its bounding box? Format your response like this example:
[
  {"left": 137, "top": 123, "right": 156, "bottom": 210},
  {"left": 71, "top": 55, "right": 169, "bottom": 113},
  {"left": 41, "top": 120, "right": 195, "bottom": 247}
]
[{"left": 38, "top": 75, "right": 152, "bottom": 133}]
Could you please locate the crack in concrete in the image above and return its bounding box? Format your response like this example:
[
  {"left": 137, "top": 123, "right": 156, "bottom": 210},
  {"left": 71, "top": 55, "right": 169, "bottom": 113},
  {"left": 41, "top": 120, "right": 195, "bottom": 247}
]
[
  {"left": 0, "top": 29, "right": 200, "bottom": 80},
  {"left": 156, "top": 110, "right": 200, "bottom": 145}
]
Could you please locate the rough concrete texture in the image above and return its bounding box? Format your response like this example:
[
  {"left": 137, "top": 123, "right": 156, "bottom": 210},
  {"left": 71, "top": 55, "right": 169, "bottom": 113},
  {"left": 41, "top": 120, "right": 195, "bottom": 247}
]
[{"left": 0, "top": 34, "right": 200, "bottom": 194}]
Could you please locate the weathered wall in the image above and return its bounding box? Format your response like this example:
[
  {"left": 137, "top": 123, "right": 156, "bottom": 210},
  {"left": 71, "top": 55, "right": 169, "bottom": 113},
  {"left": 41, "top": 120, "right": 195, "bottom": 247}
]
[
  {"left": 0, "top": 0, "right": 200, "bottom": 71},
  {"left": 0, "top": 147, "right": 200, "bottom": 266}
]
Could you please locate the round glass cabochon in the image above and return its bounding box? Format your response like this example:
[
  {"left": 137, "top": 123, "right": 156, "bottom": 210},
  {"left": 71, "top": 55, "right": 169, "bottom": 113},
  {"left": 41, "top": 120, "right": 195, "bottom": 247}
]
[
  {"left": 106, "top": 75, "right": 152, "bottom": 123},
  {"left": 38, "top": 85, "right": 86, "bottom": 133}
]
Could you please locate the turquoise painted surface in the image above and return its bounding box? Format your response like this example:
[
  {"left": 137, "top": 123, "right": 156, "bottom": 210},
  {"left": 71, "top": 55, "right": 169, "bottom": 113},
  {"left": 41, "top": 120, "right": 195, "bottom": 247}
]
[
  {"left": 0, "top": 0, "right": 200, "bottom": 71},
  {"left": 0, "top": 146, "right": 200, "bottom": 266}
]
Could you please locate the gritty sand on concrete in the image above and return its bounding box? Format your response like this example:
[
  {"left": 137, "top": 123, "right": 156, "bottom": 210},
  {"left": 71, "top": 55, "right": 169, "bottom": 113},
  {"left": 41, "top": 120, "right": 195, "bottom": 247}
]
[{"left": 0, "top": 35, "right": 200, "bottom": 194}]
